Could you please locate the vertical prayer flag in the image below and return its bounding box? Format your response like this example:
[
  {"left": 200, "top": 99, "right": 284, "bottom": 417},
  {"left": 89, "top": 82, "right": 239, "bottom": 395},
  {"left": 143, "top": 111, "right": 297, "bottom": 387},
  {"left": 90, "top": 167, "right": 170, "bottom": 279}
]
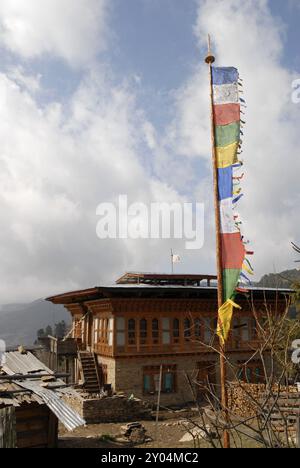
[{"left": 212, "top": 66, "right": 253, "bottom": 343}]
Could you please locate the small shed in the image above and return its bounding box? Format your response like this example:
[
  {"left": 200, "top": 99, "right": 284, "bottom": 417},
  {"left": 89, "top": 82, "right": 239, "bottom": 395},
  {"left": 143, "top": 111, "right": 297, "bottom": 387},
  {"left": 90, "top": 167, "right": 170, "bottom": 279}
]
[{"left": 0, "top": 350, "right": 85, "bottom": 448}]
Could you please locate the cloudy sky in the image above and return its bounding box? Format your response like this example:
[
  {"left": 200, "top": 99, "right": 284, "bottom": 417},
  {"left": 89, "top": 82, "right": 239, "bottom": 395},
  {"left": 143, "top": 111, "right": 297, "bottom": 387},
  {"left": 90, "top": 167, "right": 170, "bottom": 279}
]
[{"left": 0, "top": 0, "right": 299, "bottom": 303}]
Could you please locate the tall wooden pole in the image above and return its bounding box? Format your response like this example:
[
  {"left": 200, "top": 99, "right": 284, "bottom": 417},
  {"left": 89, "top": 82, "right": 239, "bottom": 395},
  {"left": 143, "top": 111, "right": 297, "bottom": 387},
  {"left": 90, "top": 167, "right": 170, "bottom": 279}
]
[
  {"left": 205, "top": 35, "right": 230, "bottom": 449},
  {"left": 155, "top": 364, "right": 163, "bottom": 440}
]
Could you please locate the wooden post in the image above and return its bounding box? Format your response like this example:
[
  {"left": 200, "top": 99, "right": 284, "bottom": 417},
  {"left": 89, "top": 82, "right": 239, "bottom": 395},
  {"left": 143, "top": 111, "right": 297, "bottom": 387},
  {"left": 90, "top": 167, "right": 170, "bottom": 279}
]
[
  {"left": 155, "top": 364, "right": 163, "bottom": 440},
  {"left": 0, "top": 407, "right": 16, "bottom": 449},
  {"left": 205, "top": 34, "right": 230, "bottom": 449}
]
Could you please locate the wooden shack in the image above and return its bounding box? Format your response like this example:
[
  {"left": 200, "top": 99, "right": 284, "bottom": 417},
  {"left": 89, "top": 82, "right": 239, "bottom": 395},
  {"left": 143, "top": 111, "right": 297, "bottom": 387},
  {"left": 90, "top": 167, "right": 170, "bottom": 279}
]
[
  {"left": 0, "top": 350, "right": 85, "bottom": 448},
  {"left": 0, "top": 383, "right": 58, "bottom": 448}
]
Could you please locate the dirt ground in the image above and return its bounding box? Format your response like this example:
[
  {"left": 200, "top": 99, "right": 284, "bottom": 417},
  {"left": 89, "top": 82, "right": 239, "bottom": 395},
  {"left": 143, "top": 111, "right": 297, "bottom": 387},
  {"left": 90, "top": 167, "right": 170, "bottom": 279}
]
[
  {"left": 59, "top": 418, "right": 205, "bottom": 449},
  {"left": 59, "top": 417, "right": 265, "bottom": 449}
]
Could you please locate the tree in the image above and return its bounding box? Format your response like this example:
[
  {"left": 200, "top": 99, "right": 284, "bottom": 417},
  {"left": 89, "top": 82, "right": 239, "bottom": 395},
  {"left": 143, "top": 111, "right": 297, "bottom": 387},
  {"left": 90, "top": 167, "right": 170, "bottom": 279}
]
[
  {"left": 182, "top": 295, "right": 300, "bottom": 448},
  {"left": 45, "top": 325, "right": 53, "bottom": 337},
  {"left": 54, "top": 321, "right": 67, "bottom": 340},
  {"left": 37, "top": 328, "right": 46, "bottom": 338}
]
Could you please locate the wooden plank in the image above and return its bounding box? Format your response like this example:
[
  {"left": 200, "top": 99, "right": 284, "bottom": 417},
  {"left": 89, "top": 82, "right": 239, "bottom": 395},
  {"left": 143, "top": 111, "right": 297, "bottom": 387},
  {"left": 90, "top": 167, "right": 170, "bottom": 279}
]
[
  {"left": 0, "top": 407, "right": 16, "bottom": 448},
  {"left": 17, "top": 431, "right": 48, "bottom": 449},
  {"left": 47, "top": 411, "right": 58, "bottom": 448},
  {"left": 16, "top": 419, "right": 49, "bottom": 433},
  {"left": 296, "top": 417, "right": 300, "bottom": 449}
]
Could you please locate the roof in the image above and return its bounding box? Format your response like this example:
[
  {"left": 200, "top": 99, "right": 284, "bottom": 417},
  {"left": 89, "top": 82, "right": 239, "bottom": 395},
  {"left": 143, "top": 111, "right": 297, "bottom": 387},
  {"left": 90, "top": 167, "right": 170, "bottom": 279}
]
[
  {"left": 0, "top": 351, "right": 85, "bottom": 431},
  {"left": 116, "top": 272, "right": 217, "bottom": 286},
  {"left": 46, "top": 271, "right": 293, "bottom": 305},
  {"left": 46, "top": 284, "right": 293, "bottom": 305},
  {"left": 2, "top": 350, "right": 53, "bottom": 376},
  {"left": 0, "top": 381, "right": 44, "bottom": 406}
]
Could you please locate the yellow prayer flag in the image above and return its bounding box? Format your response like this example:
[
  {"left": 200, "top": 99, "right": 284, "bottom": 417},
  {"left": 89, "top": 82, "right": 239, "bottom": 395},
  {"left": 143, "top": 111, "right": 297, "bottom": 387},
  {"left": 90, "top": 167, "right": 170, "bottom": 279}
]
[
  {"left": 216, "top": 141, "right": 239, "bottom": 168},
  {"left": 217, "top": 299, "right": 241, "bottom": 345}
]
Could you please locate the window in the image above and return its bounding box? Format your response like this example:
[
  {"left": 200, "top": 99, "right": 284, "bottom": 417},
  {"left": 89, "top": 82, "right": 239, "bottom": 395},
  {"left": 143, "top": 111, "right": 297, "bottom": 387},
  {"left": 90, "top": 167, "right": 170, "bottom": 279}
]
[
  {"left": 143, "top": 365, "right": 177, "bottom": 394},
  {"left": 140, "top": 319, "right": 147, "bottom": 345},
  {"left": 251, "top": 318, "right": 258, "bottom": 340},
  {"left": 99, "top": 319, "right": 103, "bottom": 342},
  {"left": 104, "top": 319, "right": 109, "bottom": 343},
  {"left": 108, "top": 318, "right": 114, "bottom": 346},
  {"left": 172, "top": 319, "right": 180, "bottom": 344},
  {"left": 162, "top": 318, "right": 171, "bottom": 345},
  {"left": 116, "top": 317, "right": 125, "bottom": 347},
  {"left": 152, "top": 319, "right": 159, "bottom": 345},
  {"left": 204, "top": 318, "right": 213, "bottom": 344},
  {"left": 238, "top": 361, "right": 264, "bottom": 384},
  {"left": 241, "top": 319, "right": 250, "bottom": 342},
  {"left": 232, "top": 317, "right": 240, "bottom": 340},
  {"left": 128, "top": 319, "right": 136, "bottom": 345},
  {"left": 194, "top": 318, "right": 202, "bottom": 340},
  {"left": 94, "top": 318, "right": 99, "bottom": 344},
  {"left": 184, "top": 318, "right": 191, "bottom": 341}
]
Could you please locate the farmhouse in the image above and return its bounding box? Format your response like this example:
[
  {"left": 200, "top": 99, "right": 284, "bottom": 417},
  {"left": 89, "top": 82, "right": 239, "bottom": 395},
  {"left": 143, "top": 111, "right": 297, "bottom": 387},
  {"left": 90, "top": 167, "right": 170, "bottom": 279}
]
[{"left": 47, "top": 272, "right": 291, "bottom": 406}]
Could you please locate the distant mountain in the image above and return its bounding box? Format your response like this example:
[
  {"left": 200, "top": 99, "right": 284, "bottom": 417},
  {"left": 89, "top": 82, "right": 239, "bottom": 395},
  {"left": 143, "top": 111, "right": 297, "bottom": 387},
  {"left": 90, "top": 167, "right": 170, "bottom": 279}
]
[
  {"left": 257, "top": 269, "right": 300, "bottom": 289},
  {"left": 0, "top": 299, "right": 70, "bottom": 348}
]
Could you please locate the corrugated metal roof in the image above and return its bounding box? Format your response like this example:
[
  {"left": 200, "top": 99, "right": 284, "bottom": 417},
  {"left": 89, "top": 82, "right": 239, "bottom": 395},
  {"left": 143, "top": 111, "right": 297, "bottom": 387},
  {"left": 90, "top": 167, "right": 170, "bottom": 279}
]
[
  {"left": 0, "top": 351, "right": 85, "bottom": 431},
  {"left": 2, "top": 351, "right": 53, "bottom": 376},
  {"left": 16, "top": 380, "right": 85, "bottom": 431}
]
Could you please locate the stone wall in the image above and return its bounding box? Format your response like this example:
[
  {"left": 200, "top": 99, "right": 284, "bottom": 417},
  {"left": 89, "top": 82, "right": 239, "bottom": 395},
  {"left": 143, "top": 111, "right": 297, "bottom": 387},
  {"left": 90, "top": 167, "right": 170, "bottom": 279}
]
[
  {"left": 63, "top": 394, "right": 152, "bottom": 424},
  {"left": 95, "top": 352, "right": 271, "bottom": 407},
  {"left": 114, "top": 354, "right": 218, "bottom": 407}
]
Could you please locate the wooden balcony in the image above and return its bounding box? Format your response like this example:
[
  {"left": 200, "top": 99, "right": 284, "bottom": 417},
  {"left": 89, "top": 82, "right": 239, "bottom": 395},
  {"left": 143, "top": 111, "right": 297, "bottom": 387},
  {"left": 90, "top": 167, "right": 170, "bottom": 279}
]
[{"left": 91, "top": 336, "right": 265, "bottom": 358}]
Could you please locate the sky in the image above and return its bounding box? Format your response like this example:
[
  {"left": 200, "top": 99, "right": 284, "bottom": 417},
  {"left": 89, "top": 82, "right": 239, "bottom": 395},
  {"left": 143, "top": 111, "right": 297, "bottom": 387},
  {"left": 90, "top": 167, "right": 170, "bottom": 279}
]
[{"left": 0, "top": 0, "right": 299, "bottom": 303}]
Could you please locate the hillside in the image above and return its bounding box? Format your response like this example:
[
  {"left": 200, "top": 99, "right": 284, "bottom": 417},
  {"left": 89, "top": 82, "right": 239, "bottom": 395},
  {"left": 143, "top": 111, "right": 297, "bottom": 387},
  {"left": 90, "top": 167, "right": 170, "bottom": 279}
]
[
  {"left": 0, "top": 299, "right": 70, "bottom": 348},
  {"left": 257, "top": 269, "right": 300, "bottom": 289}
]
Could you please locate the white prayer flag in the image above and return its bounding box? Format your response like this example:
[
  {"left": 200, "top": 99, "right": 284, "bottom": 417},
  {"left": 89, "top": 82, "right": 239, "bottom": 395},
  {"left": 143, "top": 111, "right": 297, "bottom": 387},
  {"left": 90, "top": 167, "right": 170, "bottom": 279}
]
[{"left": 172, "top": 254, "right": 181, "bottom": 264}]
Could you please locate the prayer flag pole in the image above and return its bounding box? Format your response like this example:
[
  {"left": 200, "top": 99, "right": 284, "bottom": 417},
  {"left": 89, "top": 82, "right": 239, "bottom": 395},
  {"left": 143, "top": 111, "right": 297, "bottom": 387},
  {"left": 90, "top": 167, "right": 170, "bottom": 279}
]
[{"left": 205, "top": 35, "right": 230, "bottom": 449}]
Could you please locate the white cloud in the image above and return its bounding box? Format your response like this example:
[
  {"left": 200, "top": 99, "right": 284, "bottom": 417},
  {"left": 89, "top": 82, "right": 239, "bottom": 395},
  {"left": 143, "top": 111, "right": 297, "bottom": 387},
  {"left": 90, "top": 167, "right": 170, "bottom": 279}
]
[
  {"left": 164, "top": 0, "right": 300, "bottom": 279},
  {"left": 0, "top": 0, "right": 108, "bottom": 66},
  {"left": 6, "top": 65, "right": 41, "bottom": 93},
  {"left": 0, "top": 67, "right": 188, "bottom": 303}
]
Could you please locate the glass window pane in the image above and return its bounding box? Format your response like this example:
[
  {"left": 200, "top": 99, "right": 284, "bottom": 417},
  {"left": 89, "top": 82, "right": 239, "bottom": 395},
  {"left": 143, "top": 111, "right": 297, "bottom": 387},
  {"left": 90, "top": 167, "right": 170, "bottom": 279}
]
[
  {"left": 152, "top": 319, "right": 159, "bottom": 342},
  {"left": 195, "top": 319, "right": 201, "bottom": 338},
  {"left": 117, "top": 332, "right": 125, "bottom": 346},
  {"left": 184, "top": 319, "right": 191, "bottom": 338},
  {"left": 108, "top": 331, "right": 113, "bottom": 346},
  {"left": 162, "top": 318, "right": 170, "bottom": 330},
  {"left": 241, "top": 319, "right": 250, "bottom": 341},
  {"left": 116, "top": 317, "right": 125, "bottom": 331},
  {"left": 232, "top": 318, "right": 239, "bottom": 338},
  {"left": 140, "top": 319, "right": 147, "bottom": 344},
  {"left": 164, "top": 373, "right": 173, "bottom": 392},
  {"left": 173, "top": 319, "right": 179, "bottom": 338},
  {"left": 204, "top": 319, "right": 212, "bottom": 343},
  {"left": 144, "top": 375, "right": 151, "bottom": 392},
  {"left": 163, "top": 331, "right": 170, "bottom": 345},
  {"left": 128, "top": 319, "right": 136, "bottom": 345}
]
